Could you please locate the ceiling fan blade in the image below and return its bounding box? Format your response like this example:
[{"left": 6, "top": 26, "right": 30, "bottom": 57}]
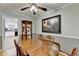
[
  {"left": 37, "top": 6, "right": 47, "bottom": 11},
  {"left": 21, "top": 7, "right": 30, "bottom": 11}
]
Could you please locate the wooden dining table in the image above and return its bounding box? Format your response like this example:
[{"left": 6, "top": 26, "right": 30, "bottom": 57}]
[{"left": 19, "top": 39, "right": 69, "bottom": 56}]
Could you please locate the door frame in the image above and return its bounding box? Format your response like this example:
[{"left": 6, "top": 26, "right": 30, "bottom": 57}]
[{"left": 2, "top": 16, "right": 19, "bottom": 50}]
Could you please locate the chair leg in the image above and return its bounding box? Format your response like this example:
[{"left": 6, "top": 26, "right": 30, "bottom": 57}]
[
  {"left": 17, "top": 51, "right": 18, "bottom": 56},
  {"left": 16, "top": 51, "right": 19, "bottom": 56}
]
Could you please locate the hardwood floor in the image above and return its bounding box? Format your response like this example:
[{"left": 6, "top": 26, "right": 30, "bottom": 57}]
[
  {"left": 0, "top": 48, "right": 16, "bottom": 56},
  {"left": 0, "top": 36, "right": 18, "bottom": 56}
]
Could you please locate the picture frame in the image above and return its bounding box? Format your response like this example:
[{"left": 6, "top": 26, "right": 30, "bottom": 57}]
[{"left": 42, "top": 15, "right": 61, "bottom": 34}]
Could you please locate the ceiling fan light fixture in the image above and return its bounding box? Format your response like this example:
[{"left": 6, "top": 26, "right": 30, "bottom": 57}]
[
  {"left": 20, "top": 3, "right": 47, "bottom": 15},
  {"left": 30, "top": 5, "right": 37, "bottom": 12}
]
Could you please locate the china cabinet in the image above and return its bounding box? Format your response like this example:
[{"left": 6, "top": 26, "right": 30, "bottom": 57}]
[{"left": 22, "top": 20, "right": 32, "bottom": 40}]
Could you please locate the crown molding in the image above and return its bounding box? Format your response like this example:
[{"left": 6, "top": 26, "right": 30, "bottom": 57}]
[{"left": 40, "top": 3, "right": 73, "bottom": 17}]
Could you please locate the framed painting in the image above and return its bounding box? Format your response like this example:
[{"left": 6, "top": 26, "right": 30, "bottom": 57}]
[{"left": 42, "top": 15, "right": 61, "bottom": 34}]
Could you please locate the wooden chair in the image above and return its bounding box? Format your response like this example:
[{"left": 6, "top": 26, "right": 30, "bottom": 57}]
[
  {"left": 14, "top": 40, "right": 29, "bottom": 56},
  {"left": 45, "top": 35, "right": 54, "bottom": 42},
  {"left": 44, "top": 35, "right": 54, "bottom": 52},
  {"left": 37, "top": 34, "right": 45, "bottom": 49},
  {"left": 71, "top": 48, "right": 78, "bottom": 56},
  {"left": 19, "top": 46, "right": 29, "bottom": 56},
  {"left": 37, "top": 34, "right": 44, "bottom": 40},
  {"left": 50, "top": 42, "right": 60, "bottom": 56}
]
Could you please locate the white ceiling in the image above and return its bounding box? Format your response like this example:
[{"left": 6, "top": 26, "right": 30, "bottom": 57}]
[{"left": 0, "top": 3, "right": 70, "bottom": 19}]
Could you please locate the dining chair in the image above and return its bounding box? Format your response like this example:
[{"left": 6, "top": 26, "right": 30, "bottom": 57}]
[
  {"left": 44, "top": 35, "right": 54, "bottom": 52},
  {"left": 19, "top": 46, "right": 29, "bottom": 56},
  {"left": 45, "top": 35, "right": 54, "bottom": 42},
  {"left": 37, "top": 34, "right": 45, "bottom": 49},
  {"left": 14, "top": 39, "right": 29, "bottom": 56},
  {"left": 71, "top": 48, "right": 78, "bottom": 56},
  {"left": 50, "top": 42, "right": 60, "bottom": 56},
  {"left": 14, "top": 39, "right": 24, "bottom": 56},
  {"left": 37, "top": 34, "right": 44, "bottom": 40}
]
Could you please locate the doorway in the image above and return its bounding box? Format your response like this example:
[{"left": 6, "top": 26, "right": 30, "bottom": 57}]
[{"left": 2, "top": 16, "right": 19, "bottom": 50}]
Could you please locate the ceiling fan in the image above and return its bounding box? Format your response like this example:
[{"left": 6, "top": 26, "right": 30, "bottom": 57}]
[{"left": 20, "top": 3, "right": 47, "bottom": 15}]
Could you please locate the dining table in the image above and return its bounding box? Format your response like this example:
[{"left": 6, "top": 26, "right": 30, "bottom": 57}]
[{"left": 19, "top": 39, "right": 69, "bottom": 56}]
